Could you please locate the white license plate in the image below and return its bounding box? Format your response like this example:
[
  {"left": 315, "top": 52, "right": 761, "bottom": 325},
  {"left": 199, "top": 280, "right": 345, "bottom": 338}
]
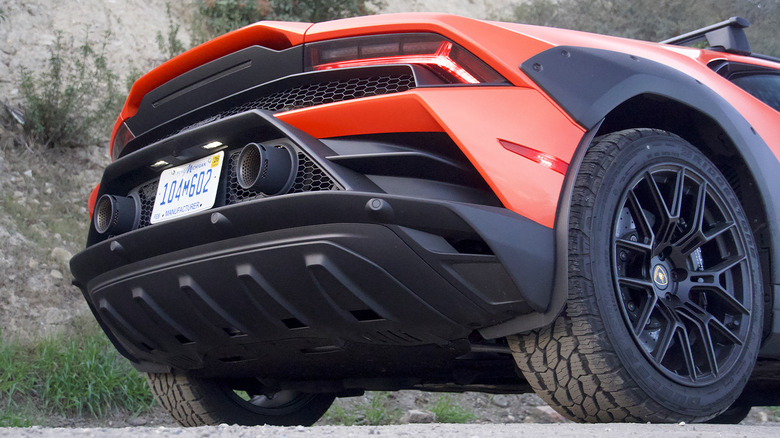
[{"left": 150, "top": 151, "right": 224, "bottom": 224}]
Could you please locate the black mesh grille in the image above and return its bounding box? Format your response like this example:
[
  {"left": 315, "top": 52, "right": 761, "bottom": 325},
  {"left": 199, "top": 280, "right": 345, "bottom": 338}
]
[
  {"left": 256, "top": 74, "right": 416, "bottom": 112},
  {"left": 226, "top": 151, "right": 338, "bottom": 204},
  {"left": 177, "top": 74, "right": 415, "bottom": 135},
  {"left": 227, "top": 150, "right": 263, "bottom": 204},
  {"left": 137, "top": 181, "right": 158, "bottom": 229},
  {"left": 132, "top": 150, "right": 339, "bottom": 229},
  {"left": 290, "top": 152, "right": 337, "bottom": 193}
]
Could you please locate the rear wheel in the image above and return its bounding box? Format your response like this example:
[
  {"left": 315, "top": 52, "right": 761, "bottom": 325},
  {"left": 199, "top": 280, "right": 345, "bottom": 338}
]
[
  {"left": 147, "top": 370, "right": 335, "bottom": 426},
  {"left": 509, "top": 128, "right": 762, "bottom": 422}
]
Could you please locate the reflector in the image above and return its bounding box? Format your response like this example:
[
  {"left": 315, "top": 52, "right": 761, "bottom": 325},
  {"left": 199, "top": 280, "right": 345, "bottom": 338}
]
[{"left": 499, "top": 139, "right": 568, "bottom": 175}]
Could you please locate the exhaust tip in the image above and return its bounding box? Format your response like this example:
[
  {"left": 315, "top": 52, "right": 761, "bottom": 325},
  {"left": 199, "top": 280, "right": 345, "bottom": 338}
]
[
  {"left": 94, "top": 194, "right": 136, "bottom": 235},
  {"left": 236, "top": 143, "right": 296, "bottom": 195}
]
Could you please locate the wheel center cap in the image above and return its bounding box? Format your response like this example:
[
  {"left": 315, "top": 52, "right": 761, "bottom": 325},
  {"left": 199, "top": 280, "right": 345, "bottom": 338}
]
[{"left": 652, "top": 264, "right": 670, "bottom": 290}]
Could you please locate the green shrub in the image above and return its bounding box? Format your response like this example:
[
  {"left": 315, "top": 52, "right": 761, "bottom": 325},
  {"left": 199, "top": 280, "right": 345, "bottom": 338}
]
[
  {"left": 191, "top": 0, "right": 384, "bottom": 45},
  {"left": 363, "top": 391, "right": 395, "bottom": 425},
  {"left": 156, "top": 3, "right": 187, "bottom": 59},
  {"left": 429, "top": 395, "right": 476, "bottom": 423},
  {"left": 18, "top": 30, "right": 123, "bottom": 149},
  {"left": 191, "top": 0, "right": 269, "bottom": 45},
  {"left": 270, "top": 0, "right": 382, "bottom": 23},
  {"left": 0, "top": 327, "right": 155, "bottom": 425}
]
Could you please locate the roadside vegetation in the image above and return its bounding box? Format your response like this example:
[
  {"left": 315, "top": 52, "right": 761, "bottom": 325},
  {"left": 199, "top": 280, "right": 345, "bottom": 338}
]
[
  {"left": 0, "top": 321, "right": 155, "bottom": 427},
  {"left": 508, "top": 0, "right": 779, "bottom": 57},
  {"left": 1, "top": 0, "right": 778, "bottom": 428}
]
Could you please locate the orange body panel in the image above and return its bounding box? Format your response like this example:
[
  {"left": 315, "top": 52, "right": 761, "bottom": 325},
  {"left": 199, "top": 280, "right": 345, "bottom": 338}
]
[
  {"left": 112, "top": 14, "right": 556, "bottom": 152},
  {"left": 277, "top": 87, "right": 584, "bottom": 228},
  {"left": 112, "top": 13, "right": 780, "bottom": 228},
  {"left": 275, "top": 93, "right": 445, "bottom": 138}
]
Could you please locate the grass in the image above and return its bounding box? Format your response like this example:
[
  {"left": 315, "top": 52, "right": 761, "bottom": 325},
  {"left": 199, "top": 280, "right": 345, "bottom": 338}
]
[
  {"left": 0, "top": 324, "right": 155, "bottom": 426},
  {"left": 320, "top": 392, "right": 476, "bottom": 425},
  {"left": 429, "top": 395, "right": 476, "bottom": 423},
  {"left": 320, "top": 391, "right": 401, "bottom": 426}
]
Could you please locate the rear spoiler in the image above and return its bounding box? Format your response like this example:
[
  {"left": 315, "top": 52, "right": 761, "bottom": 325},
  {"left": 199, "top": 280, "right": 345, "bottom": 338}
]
[{"left": 660, "top": 16, "right": 751, "bottom": 56}]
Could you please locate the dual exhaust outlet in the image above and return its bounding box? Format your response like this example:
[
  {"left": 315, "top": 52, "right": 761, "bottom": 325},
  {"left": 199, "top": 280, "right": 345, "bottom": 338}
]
[{"left": 94, "top": 142, "right": 297, "bottom": 235}]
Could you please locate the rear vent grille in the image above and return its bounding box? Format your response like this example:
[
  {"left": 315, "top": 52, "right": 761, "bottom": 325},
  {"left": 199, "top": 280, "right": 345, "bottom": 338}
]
[
  {"left": 175, "top": 74, "right": 415, "bottom": 137},
  {"left": 132, "top": 150, "right": 339, "bottom": 229},
  {"left": 256, "top": 74, "right": 416, "bottom": 112},
  {"left": 226, "top": 151, "right": 337, "bottom": 204}
]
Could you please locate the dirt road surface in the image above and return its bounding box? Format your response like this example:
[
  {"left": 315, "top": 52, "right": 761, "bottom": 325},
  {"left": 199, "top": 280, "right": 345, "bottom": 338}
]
[{"left": 2, "top": 423, "right": 780, "bottom": 437}]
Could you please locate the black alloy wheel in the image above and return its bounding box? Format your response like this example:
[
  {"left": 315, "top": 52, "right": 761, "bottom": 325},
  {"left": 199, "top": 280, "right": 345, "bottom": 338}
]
[
  {"left": 509, "top": 128, "right": 763, "bottom": 423},
  {"left": 613, "top": 161, "right": 752, "bottom": 385}
]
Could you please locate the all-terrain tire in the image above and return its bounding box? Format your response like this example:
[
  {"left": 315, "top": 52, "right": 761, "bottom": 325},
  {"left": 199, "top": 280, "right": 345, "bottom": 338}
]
[
  {"left": 509, "top": 128, "right": 763, "bottom": 423},
  {"left": 147, "top": 370, "right": 335, "bottom": 426}
]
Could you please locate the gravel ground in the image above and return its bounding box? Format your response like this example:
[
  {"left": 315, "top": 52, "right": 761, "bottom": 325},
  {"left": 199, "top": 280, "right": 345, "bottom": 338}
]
[{"left": 3, "top": 423, "right": 780, "bottom": 438}]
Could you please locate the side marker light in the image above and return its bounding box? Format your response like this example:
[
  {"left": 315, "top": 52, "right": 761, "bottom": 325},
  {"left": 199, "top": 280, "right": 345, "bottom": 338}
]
[{"left": 499, "top": 139, "right": 568, "bottom": 175}]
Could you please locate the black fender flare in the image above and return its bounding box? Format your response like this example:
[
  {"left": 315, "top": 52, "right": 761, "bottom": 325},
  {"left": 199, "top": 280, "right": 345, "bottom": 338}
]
[{"left": 480, "top": 46, "right": 780, "bottom": 342}]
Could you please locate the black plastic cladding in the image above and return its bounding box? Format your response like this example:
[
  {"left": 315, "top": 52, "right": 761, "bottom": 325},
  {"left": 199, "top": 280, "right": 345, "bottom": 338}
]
[{"left": 125, "top": 45, "right": 305, "bottom": 137}]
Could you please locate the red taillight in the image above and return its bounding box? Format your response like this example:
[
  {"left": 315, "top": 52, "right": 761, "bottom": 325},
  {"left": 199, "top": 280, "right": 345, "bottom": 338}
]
[
  {"left": 87, "top": 184, "right": 100, "bottom": 219},
  {"left": 313, "top": 40, "right": 480, "bottom": 84},
  {"left": 306, "top": 33, "right": 507, "bottom": 85},
  {"left": 499, "top": 139, "right": 569, "bottom": 175},
  {"left": 110, "top": 121, "right": 135, "bottom": 161}
]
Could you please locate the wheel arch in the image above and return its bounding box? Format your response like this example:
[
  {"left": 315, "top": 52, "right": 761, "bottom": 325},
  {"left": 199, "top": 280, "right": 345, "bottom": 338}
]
[{"left": 493, "top": 45, "right": 780, "bottom": 355}]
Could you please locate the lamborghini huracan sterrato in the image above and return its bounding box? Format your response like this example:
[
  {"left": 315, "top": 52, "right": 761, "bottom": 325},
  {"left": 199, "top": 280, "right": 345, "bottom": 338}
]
[{"left": 70, "top": 14, "right": 780, "bottom": 425}]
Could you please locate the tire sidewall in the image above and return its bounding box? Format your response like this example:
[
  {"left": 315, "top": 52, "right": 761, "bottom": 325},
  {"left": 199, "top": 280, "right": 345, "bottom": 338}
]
[{"left": 583, "top": 133, "right": 763, "bottom": 417}]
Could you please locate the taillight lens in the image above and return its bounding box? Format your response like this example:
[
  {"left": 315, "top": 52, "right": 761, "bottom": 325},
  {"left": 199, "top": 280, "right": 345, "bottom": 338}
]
[
  {"left": 111, "top": 121, "right": 135, "bottom": 161},
  {"left": 306, "top": 33, "right": 507, "bottom": 85}
]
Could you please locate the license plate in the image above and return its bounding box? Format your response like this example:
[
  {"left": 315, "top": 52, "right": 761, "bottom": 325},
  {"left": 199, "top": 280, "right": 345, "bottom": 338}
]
[{"left": 150, "top": 151, "right": 224, "bottom": 224}]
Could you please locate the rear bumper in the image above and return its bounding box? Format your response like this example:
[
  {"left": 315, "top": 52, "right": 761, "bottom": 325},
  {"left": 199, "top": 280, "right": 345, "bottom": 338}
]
[{"left": 71, "top": 191, "right": 554, "bottom": 377}]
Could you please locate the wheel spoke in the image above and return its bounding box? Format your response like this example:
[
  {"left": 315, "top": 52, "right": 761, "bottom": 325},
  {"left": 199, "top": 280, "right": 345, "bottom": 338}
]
[
  {"left": 645, "top": 170, "right": 681, "bottom": 248},
  {"left": 653, "top": 316, "right": 678, "bottom": 363},
  {"left": 633, "top": 294, "right": 658, "bottom": 335},
  {"left": 701, "top": 254, "right": 747, "bottom": 278},
  {"left": 673, "top": 181, "right": 708, "bottom": 254},
  {"left": 702, "top": 221, "right": 736, "bottom": 244},
  {"left": 617, "top": 275, "right": 655, "bottom": 290},
  {"left": 709, "top": 317, "right": 744, "bottom": 346},
  {"left": 681, "top": 309, "right": 720, "bottom": 378},
  {"left": 669, "top": 167, "right": 686, "bottom": 219},
  {"left": 702, "top": 324, "right": 720, "bottom": 377},
  {"left": 678, "top": 327, "right": 698, "bottom": 382},
  {"left": 626, "top": 190, "right": 655, "bottom": 245},
  {"left": 615, "top": 237, "right": 652, "bottom": 255}
]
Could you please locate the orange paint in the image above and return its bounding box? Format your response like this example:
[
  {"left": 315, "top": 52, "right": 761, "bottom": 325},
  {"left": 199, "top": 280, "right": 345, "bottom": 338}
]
[{"left": 276, "top": 87, "right": 585, "bottom": 228}]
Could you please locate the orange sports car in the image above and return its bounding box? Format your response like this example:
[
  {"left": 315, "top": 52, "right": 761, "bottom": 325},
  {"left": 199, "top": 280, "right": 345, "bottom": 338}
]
[{"left": 70, "top": 14, "right": 780, "bottom": 425}]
